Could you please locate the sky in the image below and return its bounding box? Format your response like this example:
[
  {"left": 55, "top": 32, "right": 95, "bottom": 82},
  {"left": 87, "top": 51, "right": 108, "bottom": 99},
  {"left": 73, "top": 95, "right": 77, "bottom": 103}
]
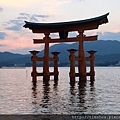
[{"left": 0, "top": 0, "right": 120, "bottom": 54}]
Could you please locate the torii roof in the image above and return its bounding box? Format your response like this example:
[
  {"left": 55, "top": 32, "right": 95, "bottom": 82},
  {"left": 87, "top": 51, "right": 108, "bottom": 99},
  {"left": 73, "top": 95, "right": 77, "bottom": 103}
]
[{"left": 23, "top": 13, "right": 109, "bottom": 33}]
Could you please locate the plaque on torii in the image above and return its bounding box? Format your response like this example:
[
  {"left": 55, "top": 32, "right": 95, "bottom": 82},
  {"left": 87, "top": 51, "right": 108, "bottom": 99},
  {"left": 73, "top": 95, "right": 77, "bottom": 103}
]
[{"left": 24, "top": 13, "right": 109, "bottom": 83}]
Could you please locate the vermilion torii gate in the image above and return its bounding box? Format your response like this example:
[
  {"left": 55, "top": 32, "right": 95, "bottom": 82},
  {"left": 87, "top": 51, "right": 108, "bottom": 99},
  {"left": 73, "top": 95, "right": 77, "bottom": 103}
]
[{"left": 24, "top": 13, "right": 109, "bottom": 83}]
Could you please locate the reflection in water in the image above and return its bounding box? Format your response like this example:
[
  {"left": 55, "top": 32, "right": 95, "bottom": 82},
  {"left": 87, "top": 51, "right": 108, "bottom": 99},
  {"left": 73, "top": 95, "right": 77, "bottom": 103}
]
[
  {"left": 31, "top": 79, "right": 96, "bottom": 114},
  {"left": 90, "top": 80, "right": 95, "bottom": 92},
  {"left": 31, "top": 80, "right": 51, "bottom": 113},
  {"left": 31, "top": 81, "right": 39, "bottom": 113},
  {"left": 31, "top": 78, "right": 97, "bottom": 114},
  {"left": 41, "top": 81, "right": 50, "bottom": 108},
  {"left": 68, "top": 81, "right": 87, "bottom": 113},
  {"left": 69, "top": 82, "right": 76, "bottom": 105},
  {"left": 31, "top": 79, "right": 59, "bottom": 114},
  {"left": 32, "top": 82, "right": 37, "bottom": 99},
  {"left": 78, "top": 81, "right": 87, "bottom": 112},
  {"left": 89, "top": 80, "right": 97, "bottom": 111},
  {"left": 53, "top": 79, "right": 58, "bottom": 87},
  {"left": 69, "top": 80, "right": 96, "bottom": 114},
  {"left": 53, "top": 80, "right": 58, "bottom": 94}
]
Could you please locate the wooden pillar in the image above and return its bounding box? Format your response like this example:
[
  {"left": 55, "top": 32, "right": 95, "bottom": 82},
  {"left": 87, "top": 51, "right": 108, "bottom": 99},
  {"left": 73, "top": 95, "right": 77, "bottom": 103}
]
[
  {"left": 78, "top": 31, "right": 87, "bottom": 81},
  {"left": 43, "top": 33, "right": 50, "bottom": 81},
  {"left": 29, "top": 50, "right": 39, "bottom": 83},
  {"left": 87, "top": 50, "right": 97, "bottom": 81},
  {"left": 67, "top": 49, "right": 77, "bottom": 84},
  {"left": 51, "top": 52, "right": 60, "bottom": 80}
]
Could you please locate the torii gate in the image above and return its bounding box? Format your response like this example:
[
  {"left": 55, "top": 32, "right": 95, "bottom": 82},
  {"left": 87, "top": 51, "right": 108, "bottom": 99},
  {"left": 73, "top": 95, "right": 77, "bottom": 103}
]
[{"left": 23, "top": 13, "right": 109, "bottom": 83}]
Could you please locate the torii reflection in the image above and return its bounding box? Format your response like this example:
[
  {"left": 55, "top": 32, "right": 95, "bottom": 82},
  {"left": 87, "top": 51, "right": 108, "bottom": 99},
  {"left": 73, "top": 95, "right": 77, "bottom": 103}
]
[
  {"left": 77, "top": 81, "right": 87, "bottom": 112},
  {"left": 69, "top": 80, "right": 96, "bottom": 113},
  {"left": 31, "top": 80, "right": 51, "bottom": 113},
  {"left": 31, "top": 79, "right": 59, "bottom": 113},
  {"left": 40, "top": 81, "right": 51, "bottom": 108}
]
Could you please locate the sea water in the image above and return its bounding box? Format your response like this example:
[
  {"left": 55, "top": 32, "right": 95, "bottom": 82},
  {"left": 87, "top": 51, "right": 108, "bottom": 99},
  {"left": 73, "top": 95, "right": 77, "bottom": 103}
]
[{"left": 0, "top": 67, "right": 120, "bottom": 114}]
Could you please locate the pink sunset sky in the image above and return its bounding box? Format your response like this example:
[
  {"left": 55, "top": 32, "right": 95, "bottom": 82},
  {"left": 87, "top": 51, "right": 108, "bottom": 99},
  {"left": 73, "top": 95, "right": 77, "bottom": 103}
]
[{"left": 0, "top": 0, "right": 120, "bottom": 54}]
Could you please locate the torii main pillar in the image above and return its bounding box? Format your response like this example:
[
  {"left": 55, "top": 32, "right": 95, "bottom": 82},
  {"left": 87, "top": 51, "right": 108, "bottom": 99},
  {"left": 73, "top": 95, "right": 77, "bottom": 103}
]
[
  {"left": 43, "top": 33, "right": 50, "bottom": 81},
  {"left": 78, "top": 32, "right": 86, "bottom": 81}
]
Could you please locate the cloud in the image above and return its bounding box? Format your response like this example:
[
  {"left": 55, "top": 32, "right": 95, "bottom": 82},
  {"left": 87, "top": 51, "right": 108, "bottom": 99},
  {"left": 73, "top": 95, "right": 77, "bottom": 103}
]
[
  {"left": 20, "top": 13, "right": 50, "bottom": 21},
  {"left": 34, "top": 14, "right": 50, "bottom": 18},
  {"left": 5, "top": 13, "right": 50, "bottom": 31},
  {"left": 29, "top": 14, "right": 50, "bottom": 22},
  {"left": 0, "top": 32, "right": 7, "bottom": 39},
  {"left": 98, "top": 32, "right": 120, "bottom": 40},
  {"left": 68, "top": 32, "right": 78, "bottom": 37},
  {"left": 19, "top": 13, "right": 30, "bottom": 17},
  {"left": 6, "top": 20, "right": 24, "bottom": 31},
  {"left": 0, "top": 44, "right": 6, "bottom": 47},
  {"left": 0, "top": 7, "right": 3, "bottom": 12}
]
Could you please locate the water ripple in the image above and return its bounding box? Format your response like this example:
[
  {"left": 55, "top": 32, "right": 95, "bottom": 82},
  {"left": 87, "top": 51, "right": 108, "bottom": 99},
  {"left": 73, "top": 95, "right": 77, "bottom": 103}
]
[{"left": 0, "top": 67, "right": 120, "bottom": 114}]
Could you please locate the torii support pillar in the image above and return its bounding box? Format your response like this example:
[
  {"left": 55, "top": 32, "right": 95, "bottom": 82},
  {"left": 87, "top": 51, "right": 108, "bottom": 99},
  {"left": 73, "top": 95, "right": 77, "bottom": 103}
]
[
  {"left": 67, "top": 49, "right": 77, "bottom": 84},
  {"left": 51, "top": 52, "right": 60, "bottom": 81},
  {"left": 29, "top": 50, "right": 39, "bottom": 83},
  {"left": 87, "top": 50, "right": 97, "bottom": 81}
]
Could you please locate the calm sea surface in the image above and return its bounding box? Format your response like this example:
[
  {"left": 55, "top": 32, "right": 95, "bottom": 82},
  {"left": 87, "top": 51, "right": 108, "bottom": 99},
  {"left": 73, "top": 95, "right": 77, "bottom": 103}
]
[{"left": 0, "top": 67, "right": 120, "bottom": 114}]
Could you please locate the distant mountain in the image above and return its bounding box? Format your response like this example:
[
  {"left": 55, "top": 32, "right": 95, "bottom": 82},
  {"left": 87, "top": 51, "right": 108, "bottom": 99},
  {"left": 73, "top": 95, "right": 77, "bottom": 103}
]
[
  {"left": 0, "top": 52, "right": 31, "bottom": 67},
  {"left": 38, "top": 40, "right": 120, "bottom": 64},
  {"left": 84, "top": 40, "right": 120, "bottom": 55},
  {"left": 49, "top": 40, "right": 120, "bottom": 56},
  {"left": 1, "top": 40, "right": 120, "bottom": 67},
  {"left": 0, "top": 52, "right": 25, "bottom": 61}
]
